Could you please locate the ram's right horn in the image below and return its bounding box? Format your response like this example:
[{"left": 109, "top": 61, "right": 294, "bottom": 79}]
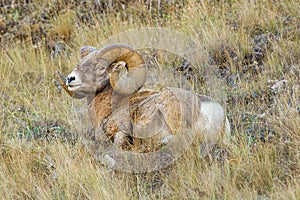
[
  {"left": 109, "top": 60, "right": 147, "bottom": 95},
  {"left": 95, "top": 44, "right": 147, "bottom": 95}
]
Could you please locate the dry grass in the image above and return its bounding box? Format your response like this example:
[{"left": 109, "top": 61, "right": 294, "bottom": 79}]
[{"left": 1, "top": 0, "right": 299, "bottom": 199}]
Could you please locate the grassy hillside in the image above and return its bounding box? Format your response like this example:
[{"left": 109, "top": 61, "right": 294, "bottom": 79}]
[{"left": 0, "top": 0, "right": 299, "bottom": 199}]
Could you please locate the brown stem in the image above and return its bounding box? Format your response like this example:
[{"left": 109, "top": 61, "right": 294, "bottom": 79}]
[{"left": 57, "top": 71, "right": 74, "bottom": 97}]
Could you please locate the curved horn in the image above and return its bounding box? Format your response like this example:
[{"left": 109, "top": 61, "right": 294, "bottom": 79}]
[{"left": 96, "top": 44, "right": 147, "bottom": 95}]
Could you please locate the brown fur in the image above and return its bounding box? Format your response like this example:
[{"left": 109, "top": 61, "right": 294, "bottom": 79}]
[{"left": 57, "top": 44, "right": 230, "bottom": 160}]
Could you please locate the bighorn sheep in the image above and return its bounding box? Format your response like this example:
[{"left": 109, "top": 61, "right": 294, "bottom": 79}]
[{"left": 57, "top": 44, "right": 230, "bottom": 169}]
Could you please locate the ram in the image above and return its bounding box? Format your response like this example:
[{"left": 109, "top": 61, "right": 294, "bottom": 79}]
[{"left": 57, "top": 44, "right": 230, "bottom": 168}]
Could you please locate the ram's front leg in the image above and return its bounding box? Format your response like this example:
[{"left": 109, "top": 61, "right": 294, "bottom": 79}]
[
  {"left": 114, "top": 130, "right": 133, "bottom": 149},
  {"left": 107, "top": 110, "right": 133, "bottom": 150},
  {"left": 90, "top": 126, "right": 118, "bottom": 171}
]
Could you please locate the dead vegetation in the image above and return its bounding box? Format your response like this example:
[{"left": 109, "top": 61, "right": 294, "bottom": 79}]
[{"left": 0, "top": 0, "right": 299, "bottom": 199}]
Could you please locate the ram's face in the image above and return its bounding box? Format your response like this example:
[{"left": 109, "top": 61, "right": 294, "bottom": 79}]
[
  {"left": 66, "top": 51, "right": 109, "bottom": 96},
  {"left": 58, "top": 44, "right": 147, "bottom": 98}
]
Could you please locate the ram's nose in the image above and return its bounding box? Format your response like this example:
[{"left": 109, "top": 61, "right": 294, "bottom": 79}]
[
  {"left": 66, "top": 71, "right": 78, "bottom": 85},
  {"left": 67, "top": 76, "right": 76, "bottom": 84}
]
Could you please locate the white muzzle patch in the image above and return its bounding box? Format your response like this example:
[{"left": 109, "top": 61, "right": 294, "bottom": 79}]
[{"left": 67, "top": 72, "right": 82, "bottom": 91}]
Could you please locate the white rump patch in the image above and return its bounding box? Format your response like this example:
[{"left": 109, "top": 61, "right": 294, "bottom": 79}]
[{"left": 199, "top": 101, "right": 224, "bottom": 143}]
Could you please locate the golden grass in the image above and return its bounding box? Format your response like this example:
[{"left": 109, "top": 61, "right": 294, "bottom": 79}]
[
  {"left": 51, "top": 10, "right": 76, "bottom": 40},
  {"left": 1, "top": 0, "right": 299, "bottom": 199}
]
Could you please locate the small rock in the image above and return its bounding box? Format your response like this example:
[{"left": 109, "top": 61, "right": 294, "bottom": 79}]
[{"left": 268, "top": 79, "right": 288, "bottom": 93}]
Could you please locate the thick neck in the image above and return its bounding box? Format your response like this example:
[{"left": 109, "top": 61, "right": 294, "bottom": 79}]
[{"left": 86, "top": 86, "right": 114, "bottom": 128}]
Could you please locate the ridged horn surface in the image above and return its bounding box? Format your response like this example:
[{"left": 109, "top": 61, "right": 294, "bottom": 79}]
[{"left": 96, "top": 44, "right": 147, "bottom": 95}]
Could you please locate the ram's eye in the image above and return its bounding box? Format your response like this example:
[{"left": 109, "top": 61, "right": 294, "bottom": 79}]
[{"left": 74, "top": 66, "right": 80, "bottom": 71}]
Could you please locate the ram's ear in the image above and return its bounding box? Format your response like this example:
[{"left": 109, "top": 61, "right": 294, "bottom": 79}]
[{"left": 80, "top": 46, "right": 97, "bottom": 59}]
